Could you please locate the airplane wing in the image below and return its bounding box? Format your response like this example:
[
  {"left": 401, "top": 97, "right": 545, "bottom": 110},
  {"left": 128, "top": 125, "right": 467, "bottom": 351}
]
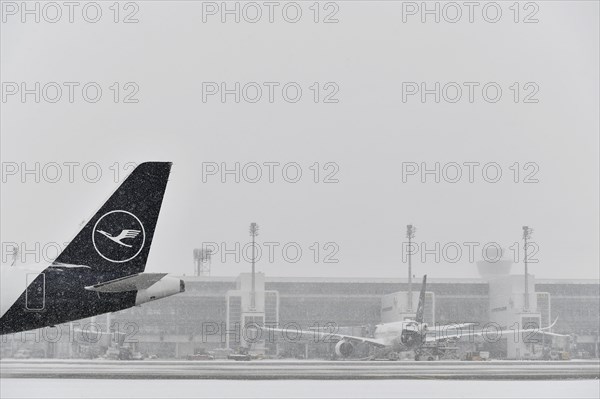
[
  {"left": 424, "top": 317, "right": 567, "bottom": 343},
  {"left": 263, "top": 326, "right": 388, "bottom": 348},
  {"left": 428, "top": 323, "right": 475, "bottom": 333}
]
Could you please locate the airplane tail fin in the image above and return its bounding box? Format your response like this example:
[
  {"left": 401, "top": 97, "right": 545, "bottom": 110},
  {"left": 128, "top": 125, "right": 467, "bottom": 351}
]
[
  {"left": 54, "top": 162, "right": 172, "bottom": 277},
  {"left": 415, "top": 275, "right": 427, "bottom": 323}
]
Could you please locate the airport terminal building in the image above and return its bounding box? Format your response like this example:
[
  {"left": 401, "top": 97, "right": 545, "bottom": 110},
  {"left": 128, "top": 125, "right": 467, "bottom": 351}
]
[{"left": 2, "top": 272, "right": 599, "bottom": 360}]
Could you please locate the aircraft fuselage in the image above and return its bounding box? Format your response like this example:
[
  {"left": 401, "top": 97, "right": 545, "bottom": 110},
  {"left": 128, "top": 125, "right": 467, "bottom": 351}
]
[{"left": 0, "top": 263, "right": 183, "bottom": 335}]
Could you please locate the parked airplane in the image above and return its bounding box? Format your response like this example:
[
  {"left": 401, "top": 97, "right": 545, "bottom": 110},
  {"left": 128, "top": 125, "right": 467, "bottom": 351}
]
[
  {"left": 0, "top": 162, "right": 184, "bottom": 335},
  {"left": 264, "top": 275, "right": 565, "bottom": 359}
]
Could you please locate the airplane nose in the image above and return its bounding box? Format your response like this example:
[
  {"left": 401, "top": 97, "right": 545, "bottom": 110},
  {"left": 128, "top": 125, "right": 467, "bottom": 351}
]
[{"left": 179, "top": 279, "right": 186, "bottom": 293}]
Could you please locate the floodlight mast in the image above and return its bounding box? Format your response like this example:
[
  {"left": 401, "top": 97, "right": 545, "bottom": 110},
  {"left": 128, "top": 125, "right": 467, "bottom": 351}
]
[
  {"left": 193, "top": 248, "right": 212, "bottom": 276},
  {"left": 522, "top": 226, "right": 533, "bottom": 312},
  {"left": 406, "top": 224, "right": 416, "bottom": 312},
  {"left": 249, "top": 223, "right": 259, "bottom": 311},
  {"left": 201, "top": 249, "right": 212, "bottom": 276}
]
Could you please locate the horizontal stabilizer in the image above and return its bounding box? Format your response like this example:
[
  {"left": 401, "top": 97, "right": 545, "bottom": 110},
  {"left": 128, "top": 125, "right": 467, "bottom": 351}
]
[{"left": 85, "top": 273, "right": 167, "bottom": 293}]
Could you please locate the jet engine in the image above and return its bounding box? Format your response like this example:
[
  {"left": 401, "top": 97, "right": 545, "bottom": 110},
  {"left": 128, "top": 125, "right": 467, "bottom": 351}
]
[
  {"left": 400, "top": 322, "right": 426, "bottom": 349},
  {"left": 335, "top": 340, "right": 355, "bottom": 357}
]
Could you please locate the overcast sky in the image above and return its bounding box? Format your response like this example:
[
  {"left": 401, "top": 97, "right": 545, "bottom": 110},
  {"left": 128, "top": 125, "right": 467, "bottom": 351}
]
[{"left": 1, "top": 1, "right": 598, "bottom": 279}]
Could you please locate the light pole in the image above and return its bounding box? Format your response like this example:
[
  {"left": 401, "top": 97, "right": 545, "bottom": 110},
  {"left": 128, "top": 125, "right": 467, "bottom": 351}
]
[
  {"left": 193, "top": 248, "right": 212, "bottom": 276},
  {"left": 249, "top": 223, "right": 259, "bottom": 311},
  {"left": 406, "top": 224, "right": 416, "bottom": 312},
  {"left": 522, "top": 226, "right": 533, "bottom": 312}
]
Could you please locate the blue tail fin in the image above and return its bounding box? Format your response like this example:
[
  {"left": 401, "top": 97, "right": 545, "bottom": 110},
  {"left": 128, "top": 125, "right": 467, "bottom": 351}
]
[{"left": 54, "top": 162, "right": 172, "bottom": 278}]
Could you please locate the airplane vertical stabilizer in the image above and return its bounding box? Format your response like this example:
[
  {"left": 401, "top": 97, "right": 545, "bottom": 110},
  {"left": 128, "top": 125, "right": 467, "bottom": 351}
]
[
  {"left": 54, "top": 162, "right": 172, "bottom": 278},
  {"left": 415, "top": 275, "right": 427, "bottom": 323}
]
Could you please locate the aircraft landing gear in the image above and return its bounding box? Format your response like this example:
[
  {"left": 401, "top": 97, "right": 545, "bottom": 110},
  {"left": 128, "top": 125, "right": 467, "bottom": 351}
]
[{"left": 415, "top": 348, "right": 438, "bottom": 361}]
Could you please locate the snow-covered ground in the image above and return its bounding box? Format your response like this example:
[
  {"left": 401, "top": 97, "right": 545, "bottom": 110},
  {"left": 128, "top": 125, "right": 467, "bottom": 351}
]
[{"left": 1, "top": 379, "right": 599, "bottom": 399}]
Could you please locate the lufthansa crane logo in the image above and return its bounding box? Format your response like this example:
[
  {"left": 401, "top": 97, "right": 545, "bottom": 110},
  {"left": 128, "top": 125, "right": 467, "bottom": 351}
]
[{"left": 92, "top": 210, "right": 146, "bottom": 263}]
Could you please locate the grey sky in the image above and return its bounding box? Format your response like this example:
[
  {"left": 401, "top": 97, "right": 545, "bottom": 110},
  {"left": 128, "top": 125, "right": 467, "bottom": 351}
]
[{"left": 1, "top": 1, "right": 598, "bottom": 279}]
